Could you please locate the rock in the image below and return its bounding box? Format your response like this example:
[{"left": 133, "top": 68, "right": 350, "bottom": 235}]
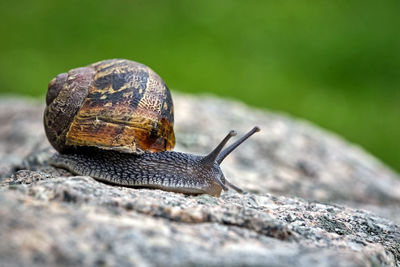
[
  {"left": 0, "top": 97, "right": 48, "bottom": 177},
  {"left": 1, "top": 94, "right": 400, "bottom": 220},
  {"left": 174, "top": 95, "right": 400, "bottom": 218},
  {"left": 0, "top": 94, "right": 400, "bottom": 266},
  {"left": 0, "top": 175, "right": 399, "bottom": 266}
]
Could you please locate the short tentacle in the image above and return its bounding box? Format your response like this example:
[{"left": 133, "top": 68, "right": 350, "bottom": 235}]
[{"left": 225, "top": 179, "right": 244, "bottom": 193}]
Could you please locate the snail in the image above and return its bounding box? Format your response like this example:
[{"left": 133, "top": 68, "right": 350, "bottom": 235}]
[{"left": 44, "top": 59, "right": 260, "bottom": 197}]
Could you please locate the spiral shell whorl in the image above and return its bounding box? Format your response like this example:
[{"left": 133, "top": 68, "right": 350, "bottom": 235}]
[
  {"left": 44, "top": 59, "right": 175, "bottom": 154},
  {"left": 44, "top": 67, "right": 94, "bottom": 153}
]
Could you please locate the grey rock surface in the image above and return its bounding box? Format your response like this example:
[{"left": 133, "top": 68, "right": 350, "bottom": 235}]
[
  {"left": 1, "top": 94, "right": 400, "bottom": 266},
  {"left": 1, "top": 174, "right": 399, "bottom": 266}
]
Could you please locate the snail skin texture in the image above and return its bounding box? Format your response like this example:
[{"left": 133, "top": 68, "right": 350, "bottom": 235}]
[{"left": 44, "top": 59, "right": 260, "bottom": 197}]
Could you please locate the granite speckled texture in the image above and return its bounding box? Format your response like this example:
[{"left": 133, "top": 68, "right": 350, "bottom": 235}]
[{"left": 0, "top": 94, "right": 399, "bottom": 266}]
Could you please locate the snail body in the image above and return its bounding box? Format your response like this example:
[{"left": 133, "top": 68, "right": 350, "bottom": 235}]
[{"left": 44, "top": 59, "right": 259, "bottom": 197}]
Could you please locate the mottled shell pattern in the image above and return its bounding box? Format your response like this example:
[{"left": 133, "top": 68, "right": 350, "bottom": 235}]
[{"left": 44, "top": 59, "right": 175, "bottom": 154}]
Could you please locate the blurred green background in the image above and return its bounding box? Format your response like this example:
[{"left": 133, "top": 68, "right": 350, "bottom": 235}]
[{"left": 0, "top": 0, "right": 399, "bottom": 172}]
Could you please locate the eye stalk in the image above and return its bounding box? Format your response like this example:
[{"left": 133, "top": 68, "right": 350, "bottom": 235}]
[
  {"left": 201, "top": 126, "right": 260, "bottom": 194},
  {"left": 200, "top": 130, "right": 237, "bottom": 167},
  {"left": 217, "top": 126, "right": 260, "bottom": 164}
]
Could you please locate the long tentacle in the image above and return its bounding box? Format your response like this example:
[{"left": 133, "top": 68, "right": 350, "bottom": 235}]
[{"left": 217, "top": 126, "right": 260, "bottom": 164}]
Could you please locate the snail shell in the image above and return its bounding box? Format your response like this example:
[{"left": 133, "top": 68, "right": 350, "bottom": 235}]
[{"left": 44, "top": 59, "right": 175, "bottom": 154}]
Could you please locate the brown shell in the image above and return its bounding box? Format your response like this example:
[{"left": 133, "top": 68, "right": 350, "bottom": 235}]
[{"left": 44, "top": 59, "right": 175, "bottom": 154}]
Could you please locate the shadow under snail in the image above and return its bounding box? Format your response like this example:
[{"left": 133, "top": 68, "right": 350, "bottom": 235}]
[{"left": 44, "top": 59, "right": 260, "bottom": 197}]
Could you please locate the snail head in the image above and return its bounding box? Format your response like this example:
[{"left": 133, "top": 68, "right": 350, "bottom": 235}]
[{"left": 198, "top": 126, "right": 260, "bottom": 196}]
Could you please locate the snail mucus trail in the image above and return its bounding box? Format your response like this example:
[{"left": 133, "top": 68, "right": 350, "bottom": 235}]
[{"left": 51, "top": 127, "right": 260, "bottom": 197}]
